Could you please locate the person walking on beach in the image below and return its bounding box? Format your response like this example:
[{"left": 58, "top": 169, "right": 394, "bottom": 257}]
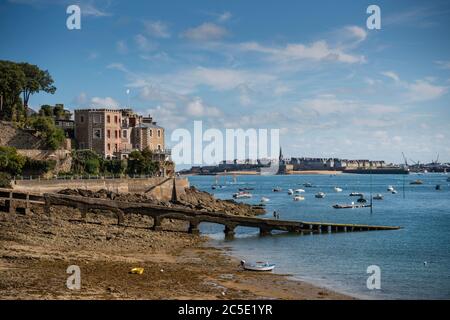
[{"left": 273, "top": 210, "right": 277, "bottom": 218}]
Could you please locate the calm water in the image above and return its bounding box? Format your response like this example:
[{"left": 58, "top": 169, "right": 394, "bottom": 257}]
[{"left": 188, "top": 174, "right": 450, "bottom": 299}]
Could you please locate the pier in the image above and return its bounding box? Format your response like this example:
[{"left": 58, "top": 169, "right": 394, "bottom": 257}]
[{"left": 0, "top": 188, "right": 400, "bottom": 237}]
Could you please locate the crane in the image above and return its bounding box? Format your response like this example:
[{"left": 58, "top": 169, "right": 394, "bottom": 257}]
[{"left": 401, "top": 152, "right": 408, "bottom": 167}]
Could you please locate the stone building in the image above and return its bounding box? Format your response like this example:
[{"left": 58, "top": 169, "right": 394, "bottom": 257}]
[{"left": 74, "top": 108, "right": 169, "bottom": 161}]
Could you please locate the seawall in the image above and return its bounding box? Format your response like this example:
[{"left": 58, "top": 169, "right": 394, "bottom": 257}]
[{"left": 12, "top": 177, "right": 189, "bottom": 201}]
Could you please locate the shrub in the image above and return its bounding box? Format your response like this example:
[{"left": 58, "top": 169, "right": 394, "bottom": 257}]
[
  {"left": 0, "top": 146, "right": 26, "bottom": 175},
  {"left": 0, "top": 172, "right": 12, "bottom": 188},
  {"left": 22, "top": 158, "right": 56, "bottom": 175}
]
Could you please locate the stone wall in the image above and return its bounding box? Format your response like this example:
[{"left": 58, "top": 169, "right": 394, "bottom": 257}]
[{"left": 12, "top": 177, "right": 189, "bottom": 201}]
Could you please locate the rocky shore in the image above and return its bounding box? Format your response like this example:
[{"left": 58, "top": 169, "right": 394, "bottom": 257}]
[{"left": 0, "top": 189, "right": 351, "bottom": 300}]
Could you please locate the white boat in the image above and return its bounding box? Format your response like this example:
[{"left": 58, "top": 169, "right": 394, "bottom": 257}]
[
  {"left": 273, "top": 187, "right": 282, "bottom": 192},
  {"left": 260, "top": 197, "right": 270, "bottom": 203},
  {"left": 315, "top": 192, "right": 326, "bottom": 198},
  {"left": 233, "top": 192, "right": 252, "bottom": 199},
  {"left": 303, "top": 182, "right": 313, "bottom": 187},
  {"left": 240, "top": 260, "right": 275, "bottom": 272},
  {"left": 293, "top": 195, "right": 305, "bottom": 201},
  {"left": 334, "top": 187, "right": 343, "bottom": 192},
  {"left": 349, "top": 192, "right": 364, "bottom": 197},
  {"left": 373, "top": 194, "right": 383, "bottom": 200},
  {"left": 391, "top": 190, "right": 398, "bottom": 194},
  {"left": 387, "top": 186, "right": 395, "bottom": 192},
  {"left": 287, "top": 189, "right": 294, "bottom": 195},
  {"left": 294, "top": 189, "right": 305, "bottom": 194}
]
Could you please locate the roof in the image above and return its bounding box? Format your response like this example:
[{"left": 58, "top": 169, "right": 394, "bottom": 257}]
[{"left": 136, "top": 123, "right": 164, "bottom": 129}]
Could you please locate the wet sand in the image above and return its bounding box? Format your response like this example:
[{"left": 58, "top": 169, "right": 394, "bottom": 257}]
[{"left": 0, "top": 207, "right": 352, "bottom": 300}]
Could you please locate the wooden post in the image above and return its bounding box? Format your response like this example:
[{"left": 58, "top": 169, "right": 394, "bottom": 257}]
[
  {"left": 152, "top": 216, "right": 163, "bottom": 231},
  {"left": 188, "top": 221, "right": 199, "bottom": 235}
]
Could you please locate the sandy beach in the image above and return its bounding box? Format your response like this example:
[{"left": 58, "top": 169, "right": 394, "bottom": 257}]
[{"left": 0, "top": 205, "right": 352, "bottom": 300}]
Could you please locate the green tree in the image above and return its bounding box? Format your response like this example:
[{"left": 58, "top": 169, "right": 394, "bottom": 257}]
[
  {"left": 0, "top": 146, "right": 26, "bottom": 175},
  {"left": 39, "top": 104, "right": 53, "bottom": 117},
  {"left": 29, "top": 116, "right": 65, "bottom": 150},
  {"left": 127, "top": 148, "right": 159, "bottom": 175},
  {"left": 0, "top": 60, "right": 25, "bottom": 121},
  {"left": 19, "top": 62, "right": 56, "bottom": 118},
  {"left": 71, "top": 150, "right": 102, "bottom": 175}
]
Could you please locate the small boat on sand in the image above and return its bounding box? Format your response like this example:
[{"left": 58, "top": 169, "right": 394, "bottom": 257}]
[
  {"left": 293, "top": 195, "right": 305, "bottom": 201},
  {"left": 334, "top": 187, "right": 343, "bottom": 192},
  {"left": 233, "top": 191, "right": 252, "bottom": 199},
  {"left": 240, "top": 260, "right": 275, "bottom": 272},
  {"left": 315, "top": 192, "right": 326, "bottom": 198}
]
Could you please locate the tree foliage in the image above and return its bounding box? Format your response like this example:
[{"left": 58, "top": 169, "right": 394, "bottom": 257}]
[
  {"left": 0, "top": 60, "right": 56, "bottom": 121},
  {"left": 28, "top": 116, "right": 65, "bottom": 150},
  {"left": 127, "top": 147, "right": 159, "bottom": 175},
  {"left": 0, "top": 146, "right": 26, "bottom": 175}
]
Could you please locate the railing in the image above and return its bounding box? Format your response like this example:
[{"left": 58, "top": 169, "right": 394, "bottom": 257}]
[{"left": 13, "top": 174, "right": 167, "bottom": 181}]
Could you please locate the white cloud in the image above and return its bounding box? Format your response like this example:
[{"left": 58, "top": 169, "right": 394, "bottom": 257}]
[
  {"left": 239, "top": 40, "right": 365, "bottom": 64},
  {"left": 218, "top": 11, "right": 232, "bottom": 22},
  {"left": 344, "top": 26, "right": 367, "bottom": 43},
  {"left": 186, "top": 97, "right": 222, "bottom": 117},
  {"left": 435, "top": 60, "right": 450, "bottom": 70},
  {"left": 116, "top": 40, "right": 128, "bottom": 54},
  {"left": 134, "top": 34, "right": 157, "bottom": 51},
  {"left": 406, "top": 80, "right": 447, "bottom": 102},
  {"left": 381, "top": 71, "right": 400, "bottom": 82},
  {"left": 90, "top": 97, "right": 120, "bottom": 109},
  {"left": 144, "top": 20, "right": 170, "bottom": 38},
  {"left": 181, "top": 22, "right": 228, "bottom": 41}
]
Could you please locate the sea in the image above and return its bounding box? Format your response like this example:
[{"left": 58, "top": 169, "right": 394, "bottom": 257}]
[{"left": 187, "top": 173, "right": 450, "bottom": 300}]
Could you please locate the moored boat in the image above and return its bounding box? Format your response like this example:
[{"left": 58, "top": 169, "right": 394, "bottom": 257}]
[
  {"left": 349, "top": 192, "right": 364, "bottom": 197},
  {"left": 303, "top": 182, "right": 313, "bottom": 187},
  {"left": 315, "top": 192, "right": 326, "bottom": 198},
  {"left": 273, "top": 187, "right": 282, "bottom": 192},
  {"left": 410, "top": 179, "right": 423, "bottom": 185},
  {"left": 334, "top": 187, "right": 343, "bottom": 192},
  {"left": 287, "top": 189, "right": 294, "bottom": 195},
  {"left": 295, "top": 188, "right": 305, "bottom": 194},
  {"left": 387, "top": 186, "right": 395, "bottom": 192},
  {"left": 260, "top": 197, "right": 270, "bottom": 202},
  {"left": 293, "top": 195, "right": 305, "bottom": 201},
  {"left": 373, "top": 194, "right": 383, "bottom": 200},
  {"left": 233, "top": 191, "right": 252, "bottom": 199}
]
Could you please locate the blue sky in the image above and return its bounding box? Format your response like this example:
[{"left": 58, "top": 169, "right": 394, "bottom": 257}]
[{"left": 1, "top": 0, "right": 449, "bottom": 164}]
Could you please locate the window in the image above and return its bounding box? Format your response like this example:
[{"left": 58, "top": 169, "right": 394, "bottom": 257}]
[
  {"left": 115, "top": 130, "right": 118, "bottom": 139},
  {"left": 157, "top": 129, "right": 161, "bottom": 137},
  {"left": 115, "top": 144, "right": 118, "bottom": 152},
  {"left": 114, "top": 115, "right": 118, "bottom": 123},
  {"left": 119, "top": 130, "right": 121, "bottom": 138},
  {"left": 80, "top": 116, "right": 84, "bottom": 123},
  {"left": 107, "top": 115, "right": 111, "bottom": 123},
  {"left": 93, "top": 129, "right": 102, "bottom": 139},
  {"left": 107, "top": 143, "right": 111, "bottom": 151},
  {"left": 107, "top": 130, "right": 111, "bottom": 139},
  {"left": 93, "top": 114, "right": 101, "bottom": 124},
  {"left": 123, "top": 130, "right": 127, "bottom": 138},
  {"left": 157, "top": 144, "right": 161, "bottom": 150},
  {"left": 149, "top": 129, "right": 153, "bottom": 137}
]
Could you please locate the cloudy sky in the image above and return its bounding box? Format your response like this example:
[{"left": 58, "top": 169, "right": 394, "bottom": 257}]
[{"left": 1, "top": 0, "right": 449, "bottom": 164}]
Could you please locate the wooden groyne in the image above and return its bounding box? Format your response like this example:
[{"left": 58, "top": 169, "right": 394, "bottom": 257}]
[{"left": 0, "top": 189, "right": 401, "bottom": 237}]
